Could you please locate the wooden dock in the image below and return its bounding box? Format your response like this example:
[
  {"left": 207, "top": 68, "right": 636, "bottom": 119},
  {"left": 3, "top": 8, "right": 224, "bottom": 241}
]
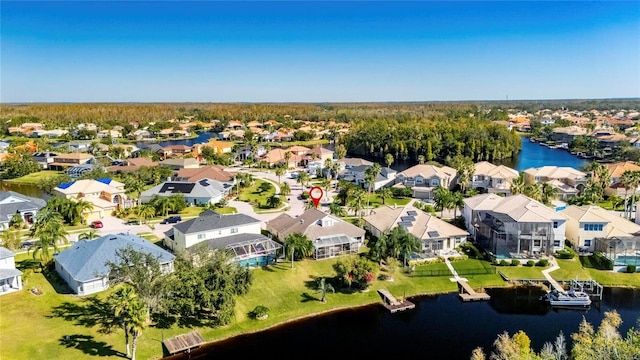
[
  {"left": 377, "top": 289, "right": 415, "bottom": 313},
  {"left": 163, "top": 331, "right": 205, "bottom": 356},
  {"left": 457, "top": 280, "right": 491, "bottom": 302}
]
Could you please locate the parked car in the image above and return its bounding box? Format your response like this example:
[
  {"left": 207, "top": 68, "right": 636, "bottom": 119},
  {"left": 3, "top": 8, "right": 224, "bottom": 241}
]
[
  {"left": 20, "top": 241, "right": 34, "bottom": 249},
  {"left": 125, "top": 219, "right": 140, "bottom": 225},
  {"left": 91, "top": 220, "right": 104, "bottom": 229},
  {"left": 161, "top": 216, "right": 182, "bottom": 224}
]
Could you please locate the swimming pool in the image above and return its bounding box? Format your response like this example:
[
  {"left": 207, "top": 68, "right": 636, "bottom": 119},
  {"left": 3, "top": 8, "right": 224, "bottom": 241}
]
[{"left": 614, "top": 255, "right": 640, "bottom": 266}]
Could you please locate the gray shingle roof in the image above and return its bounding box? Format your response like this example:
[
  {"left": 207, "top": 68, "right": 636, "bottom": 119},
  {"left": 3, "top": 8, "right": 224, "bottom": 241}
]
[
  {"left": 0, "top": 246, "right": 15, "bottom": 260},
  {"left": 54, "top": 233, "right": 175, "bottom": 282},
  {"left": 0, "top": 268, "right": 22, "bottom": 280},
  {"left": 201, "top": 233, "right": 272, "bottom": 250},
  {"left": 0, "top": 191, "right": 46, "bottom": 224},
  {"left": 172, "top": 210, "right": 261, "bottom": 235}
]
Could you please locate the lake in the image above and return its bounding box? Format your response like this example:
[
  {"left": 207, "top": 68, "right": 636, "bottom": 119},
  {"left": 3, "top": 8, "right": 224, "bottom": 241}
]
[
  {"left": 168, "top": 287, "right": 640, "bottom": 360},
  {"left": 499, "top": 136, "right": 590, "bottom": 172}
]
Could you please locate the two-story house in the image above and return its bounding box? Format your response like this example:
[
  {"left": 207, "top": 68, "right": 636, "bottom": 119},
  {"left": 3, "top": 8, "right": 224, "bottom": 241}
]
[
  {"left": 53, "top": 178, "right": 128, "bottom": 220},
  {"left": 522, "top": 166, "right": 588, "bottom": 199},
  {"left": 561, "top": 205, "right": 640, "bottom": 252},
  {"left": 0, "top": 247, "right": 23, "bottom": 295},
  {"left": 604, "top": 161, "right": 640, "bottom": 197},
  {"left": 394, "top": 164, "right": 457, "bottom": 199},
  {"left": 266, "top": 208, "right": 365, "bottom": 260},
  {"left": 463, "top": 193, "right": 567, "bottom": 258},
  {"left": 140, "top": 179, "right": 232, "bottom": 206},
  {"left": 164, "top": 210, "right": 281, "bottom": 267},
  {"left": 48, "top": 153, "right": 95, "bottom": 172},
  {"left": 471, "top": 161, "right": 519, "bottom": 195},
  {"left": 364, "top": 201, "right": 469, "bottom": 259}
]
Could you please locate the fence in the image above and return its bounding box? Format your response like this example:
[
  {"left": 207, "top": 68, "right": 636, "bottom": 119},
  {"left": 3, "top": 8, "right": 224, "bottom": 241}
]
[{"left": 408, "top": 267, "right": 496, "bottom": 277}]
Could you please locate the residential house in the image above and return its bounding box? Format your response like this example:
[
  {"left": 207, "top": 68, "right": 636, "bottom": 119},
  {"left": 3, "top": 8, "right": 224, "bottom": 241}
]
[
  {"left": 96, "top": 129, "right": 122, "bottom": 139},
  {"left": 54, "top": 233, "right": 175, "bottom": 296},
  {"left": 65, "top": 157, "right": 102, "bottom": 178},
  {"left": 161, "top": 144, "right": 193, "bottom": 159},
  {"left": 236, "top": 144, "right": 267, "bottom": 160},
  {"left": 394, "top": 164, "right": 457, "bottom": 199},
  {"left": 58, "top": 141, "right": 93, "bottom": 153},
  {"left": 363, "top": 201, "right": 469, "bottom": 258},
  {"left": 95, "top": 143, "right": 139, "bottom": 158},
  {"left": 338, "top": 164, "right": 396, "bottom": 190},
  {"left": 48, "top": 153, "right": 95, "bottom": 171},
  {"left": 159, "top": 158, "right": 201, "bottom": 170},
  {"left": 140, "top": 178, "right": 232, "bottom": 206},
  {"left": 175, "top": 165, "right": 235, "bottom": 183},
  {"left": 163, "top": 210, "right": 277, "bottom": 262},
  {"left": 470, "top": 161, "right": 519, "bottom": 195},
  {"left": 337, "top": 157, "right": 373, "bottom": 171},
  {"left": 266, "top": 208, "right": 365, "bottom": 260},
  {"left": 551, "top": 126, "right": 588, "bottom": 144},
  {"left": 32, "top": 151, "right": 59, "bottom": 169},
  {"left": 0, "top": 247, "right": 23, "bottom": 295},
  {"left": 561, "top": 205, "right": 640, "bottom": 252},
  {"left": 308, "top": 146, "right": 334, "bottom": 163},
  {"left": 32, "top": 129, "right": 69, "bottom": 138},
  {"left": 463, "top": 193, "right": 567, "bottom": 258},
  {"left": 130, "top": 129, "right": 154, "bottom": 141},
  {"left": 106, "top": 157, "right": 158, "bottom": 174},
  {"left": 604, "top": 161, "right": 640, "bottom": 197},
  {"left": 522, "top": 166, "right": 588, "bottom": 199},
  {"left": 262, "top": 147, "right": 308, "bottom": 168},
  {"left": 7, "top": 122, "right": 44, "bottom": 136},
  {"left": 53, "top": 178, "right": 128, "bottom": 220},
  {"left": 0, "top": 191, "right": 46, "bottom": 230},
  {"left": 132, "top": 143, "right": 164, "bottom": 158}
]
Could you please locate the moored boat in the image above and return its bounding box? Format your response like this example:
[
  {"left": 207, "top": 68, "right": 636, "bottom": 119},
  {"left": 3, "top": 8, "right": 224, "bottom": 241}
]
[{"left": 541, "top": 289, "right": 591, "bottom": 307}]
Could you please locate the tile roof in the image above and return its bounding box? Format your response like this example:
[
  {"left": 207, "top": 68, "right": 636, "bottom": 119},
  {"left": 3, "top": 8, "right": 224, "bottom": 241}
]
[
  {"left": 172, "top": 210, "right": 260, "bottom": 234},
  {"left": 54, "top": 233, "right": 175, "bottom": 282},
  {"left": 266, "top": 208, "right": 365, "bottom": 240},
  {"left": 398, "top": 164, "right": 457, "bottom": 179},
  {"left": 464, "top": 194, "right": 565, "bottom": 223},
  {"left": 560, "top": 205, "right": 640, "bottom": 236},
  {"left": 54, "top": 179, "right": 125, "bottom": 195}
]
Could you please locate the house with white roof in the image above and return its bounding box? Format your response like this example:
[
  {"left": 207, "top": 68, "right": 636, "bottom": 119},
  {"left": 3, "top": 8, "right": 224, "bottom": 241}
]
[
  {"left": 523, "top": 166, "right": 587, "bottom": 199},
  {"left": 140, "top": 178, "right": 232, "bottom": 206},
  {"left": 463, "top": 194, "right": 566, "bottom": 258},
  {"left": 53, "top": 178, "right": 128, "bottom": 220},
  {"left": 363, "top": 201, "right": 469, "bottom": 258},
  {"left": 54, "top": 233, "right": 175, "bottom": 296},
  {"left": 266, "top": 208, "right": 365, "bottom": 260},
  {"left": 0, "top": 191, "right": 46, "bottom": 230},
  {"left": 471, "top": 161, "right": 519, "bottom": 195},
  {"left": 394, "top": 164, "right": 457, "bottom": 199},
  {"left": 0, "top": 247, "right": 23, "bottom": 295},
  {"left": 164, "top": 210, "right": 281, "bottom": 267},
  {"left": 561, "top": 205, "right": 640, "bottom": 252}
]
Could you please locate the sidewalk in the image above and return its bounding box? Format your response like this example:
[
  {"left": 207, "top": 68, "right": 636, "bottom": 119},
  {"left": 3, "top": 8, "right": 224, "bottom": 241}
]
[{"left": 541, "top": 257, "right": 564, "bottom": 292}]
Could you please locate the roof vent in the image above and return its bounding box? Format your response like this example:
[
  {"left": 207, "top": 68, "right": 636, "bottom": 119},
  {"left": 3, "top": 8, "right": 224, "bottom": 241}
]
[{"left": 300, "top": 219, "right": 304, "bottom": 223}]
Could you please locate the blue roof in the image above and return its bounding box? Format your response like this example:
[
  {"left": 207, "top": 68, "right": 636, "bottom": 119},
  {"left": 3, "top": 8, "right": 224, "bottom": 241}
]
[
  {"left": 54, "top": 233, "right": 175, "bottom": 282},
  {"left": 96, "top": 178, "right": 112, "bottom": 185},
  {"left": 57, "top": 181, "right": 76, "bottom": 190}
]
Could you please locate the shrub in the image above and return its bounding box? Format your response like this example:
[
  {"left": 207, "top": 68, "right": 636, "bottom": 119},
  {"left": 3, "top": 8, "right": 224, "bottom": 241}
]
[
  {"left": 591, "top": 252, "right": 614, "bottom": 270},
  {"left": 251, "top": 305, "right": 270, "bottom": 320},
  {"left": 300, "top": 191, "right": 310, "bottom": 200},
  {"left": 536, "top": 259, "right": 549, "bottom": 267},
  {"left": 555, "top": 249, "right": 575, "bottom": 259},
  {"left": 499, "top": 259, "right": 510, "bottom": 266},
  {"left": 627, "top": 265, "right": 637, "bottom": 273},
  {"left": 525, "top": 260, "right": 535, "bottom": 267},
  {"left": 510, "top": 259, "right": 520, "bottom": 266},
  {"left": 378, "top": 273, "right": 389, "bottom": 281}
]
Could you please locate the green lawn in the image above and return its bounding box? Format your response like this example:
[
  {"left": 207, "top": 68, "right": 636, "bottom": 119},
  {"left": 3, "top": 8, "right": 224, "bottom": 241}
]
[
  {"left": 367, "top": 194, "right": 412, "bottom": 208},
  {"left": 238, "top": 179, "right": 277, "bottom": 210},
  {"left": 3, "top": 170, "right": 65, "bottom": 184},
  {"left": 2, "top": 251, "right": 639, "bottom": 360}
]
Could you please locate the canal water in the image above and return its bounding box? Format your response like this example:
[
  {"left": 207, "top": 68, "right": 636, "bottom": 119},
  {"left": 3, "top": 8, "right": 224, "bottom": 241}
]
[{"left": 170, "top": 287, "right": 640, "bottom": 360}]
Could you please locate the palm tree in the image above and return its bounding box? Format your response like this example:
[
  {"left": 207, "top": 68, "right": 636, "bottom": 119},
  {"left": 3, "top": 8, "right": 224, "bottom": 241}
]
[
  {"left": 629, "top": 171, "right": 640, "bottom": 220},
  {"left": 433, "top": 186, "right": 452, "bottom": 218},
  {"left": 377, "top": 187, "right": 393, "bottom": 205},
  {"left": 136, "top": 204, "right": 156, "bottom": 224},
  {"left": 70, "top": 199, "right": 94, "bottom": 225},
  {"left": 451, "top": 191, "right": 464, "bottom": 218},
  {"left": 388, "top": 226, "right": 421, "bottom": 266},
  {"left": 0, "top": 228, "right": 21, "bottom": 250},
  {"left": 151, "top": 195, "right": 172, "bottom": 217},
  {"left": 275, "top": 166, "right": 286, "bottom": 184},
  {"left": 323, "top": 158, "right": 333, "bottom": 178},
  {"left": 348, "top": 188, "right": 366, "bottom": 219},
  {"left": 280, "top": 182, "right": 291, "bottom": 197},
  {"left": 266, "top": 195, "right": 282, "bottom": 209},
  {"left": 364, "top": 163, "right": 381, "bottom": 213},
  {"left": 78, "top": 229, "right": 99, "bottom": 241},
  {"left": 296, "top": 171, "right": 310, "bottom": 190},
  {"left": 329, "top": 202, "right": 347, "bottom": 217},
  {"left": 128, "top": 299, "right": 147, "bottom": 360},
  {"left": 621, "top": 170, "right": 634, "bottom": 218},
  {"left": 110, "top": 285, "right": 138, "bottom": 358},
  {"left": 385, "top": 153, "right": 394, "bottom": 169},
  {"left": 320, "top": 177, "right": 331, "bottom": 202},
  {"left": 284, "top": 233, "right": 313, "bottom": 269},
  {"left": 284, "top": 151, "right": 292, "bottom": 169},
  {"left": 29, "top": 209, "right": 68, "bottom": 264},
  {"left": 541, "top": 183, "right": 558, "bottom": 205},
  {"left": 315, "top": 277, "right": 335, "bottom": 303},
  {"left": 510, "top": 173, "right": 525, "bottom": 195},
  {"left": 523, "top": 183, "right": 543, "bottom": 202}
]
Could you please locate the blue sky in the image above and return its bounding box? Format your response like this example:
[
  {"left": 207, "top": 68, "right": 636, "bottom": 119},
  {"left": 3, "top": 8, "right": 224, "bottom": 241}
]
[{"left": 2, "top": 1, "right": 639, "bottom": 103}]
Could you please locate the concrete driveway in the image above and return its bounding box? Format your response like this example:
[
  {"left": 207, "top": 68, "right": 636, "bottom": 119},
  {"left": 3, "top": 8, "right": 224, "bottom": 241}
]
[{"left": 69, "top": 215, "right": 177, "bottom": 243}]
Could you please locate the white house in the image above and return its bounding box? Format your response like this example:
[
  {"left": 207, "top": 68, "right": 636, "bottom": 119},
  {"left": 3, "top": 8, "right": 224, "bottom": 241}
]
[
  {"left": 561, "top": 205, "right": 640, "bottom": 252},
  {"left": 394, "top": 164, "right": 457, "bottom": 199},
  {"left": 0, "top": 247, "right": 23, "bottom": 295}
]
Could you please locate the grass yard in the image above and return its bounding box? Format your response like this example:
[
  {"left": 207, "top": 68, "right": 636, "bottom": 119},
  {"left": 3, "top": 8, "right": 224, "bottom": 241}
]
[
  {"left": 2, "top": 248, "right": 640, "bottom": 360},
  {"left": 367, "top": 194, "right": 412, "bottom": 208},
  {"left": 238, "top": 179, "right": 277, "bottom": 210},
  {"left": 3, "top": 170, "right": 64, "bottom": 184}
]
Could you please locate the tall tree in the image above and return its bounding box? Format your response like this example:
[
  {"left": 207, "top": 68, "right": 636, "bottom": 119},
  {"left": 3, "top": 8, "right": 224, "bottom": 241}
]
[
  {"left": 315, "top": 277, "right": 335, "bottom": 303},
  {"left": 510, "top": 173, "right": 525, "bottom": 195},
  {"left": 284, "top": 233, "right": 313, "bottom": 269},
  {"left": 29, "top": 209, "right": 68, "bottom": 264},
  {"left": 384, "top": 153, "right": 394, "bottom": 169}
]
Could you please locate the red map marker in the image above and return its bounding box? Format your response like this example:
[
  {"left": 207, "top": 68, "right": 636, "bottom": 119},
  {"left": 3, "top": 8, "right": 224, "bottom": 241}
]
[{"left": 309, "top": 186, "right": 323, "bottom": 208}]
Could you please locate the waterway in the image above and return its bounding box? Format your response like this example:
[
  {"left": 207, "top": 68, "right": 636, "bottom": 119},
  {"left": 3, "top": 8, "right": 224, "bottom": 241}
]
[{"left": 170, "top": 287, "right": 640, "bottom": 360}]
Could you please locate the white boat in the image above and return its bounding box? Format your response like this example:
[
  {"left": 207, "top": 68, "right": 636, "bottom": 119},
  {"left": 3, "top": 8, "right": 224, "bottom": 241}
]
[{"left": 541, "top": 289, "right": 591, "bottom": 307}]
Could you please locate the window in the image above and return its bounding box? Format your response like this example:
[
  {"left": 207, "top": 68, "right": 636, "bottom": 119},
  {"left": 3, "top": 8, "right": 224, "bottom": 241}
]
[
  {"left": 197, "top": 234, "right": 205, "bottom": 240},
  {"left": 553, "top": 241, "right": 561, "bottom": 247},
  {"left": 230, "top": 228, "right": 238, "bottom": 234},
  {"left": 534, "top": 240, "right": 541, "bottom": 247},
  {"left": 584, "top": 223, "right": 603, "bottom": 231},
  {"left": 584, "top": 239, "right": 591, "bottom": 247},
  {"left": 553, "top": 221, "right": 558, "bottom": 229}
]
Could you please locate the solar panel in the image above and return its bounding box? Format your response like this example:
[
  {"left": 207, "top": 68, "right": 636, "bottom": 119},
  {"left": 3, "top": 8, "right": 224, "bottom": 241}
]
[
  {"left": 407, "top": 210, "right": 418, "bottom": 216},
  {"left": 427, "top": 231, "right": 440, "bottom": 237},
  {"left": 57, "top": 181, "right": 75, "bottom": 190},
  {"left": 401, "top": 216, "right": 415, "bottom": 222},
  {"left": 398, "top": 221, "right": 413, "bottom": 227}
]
